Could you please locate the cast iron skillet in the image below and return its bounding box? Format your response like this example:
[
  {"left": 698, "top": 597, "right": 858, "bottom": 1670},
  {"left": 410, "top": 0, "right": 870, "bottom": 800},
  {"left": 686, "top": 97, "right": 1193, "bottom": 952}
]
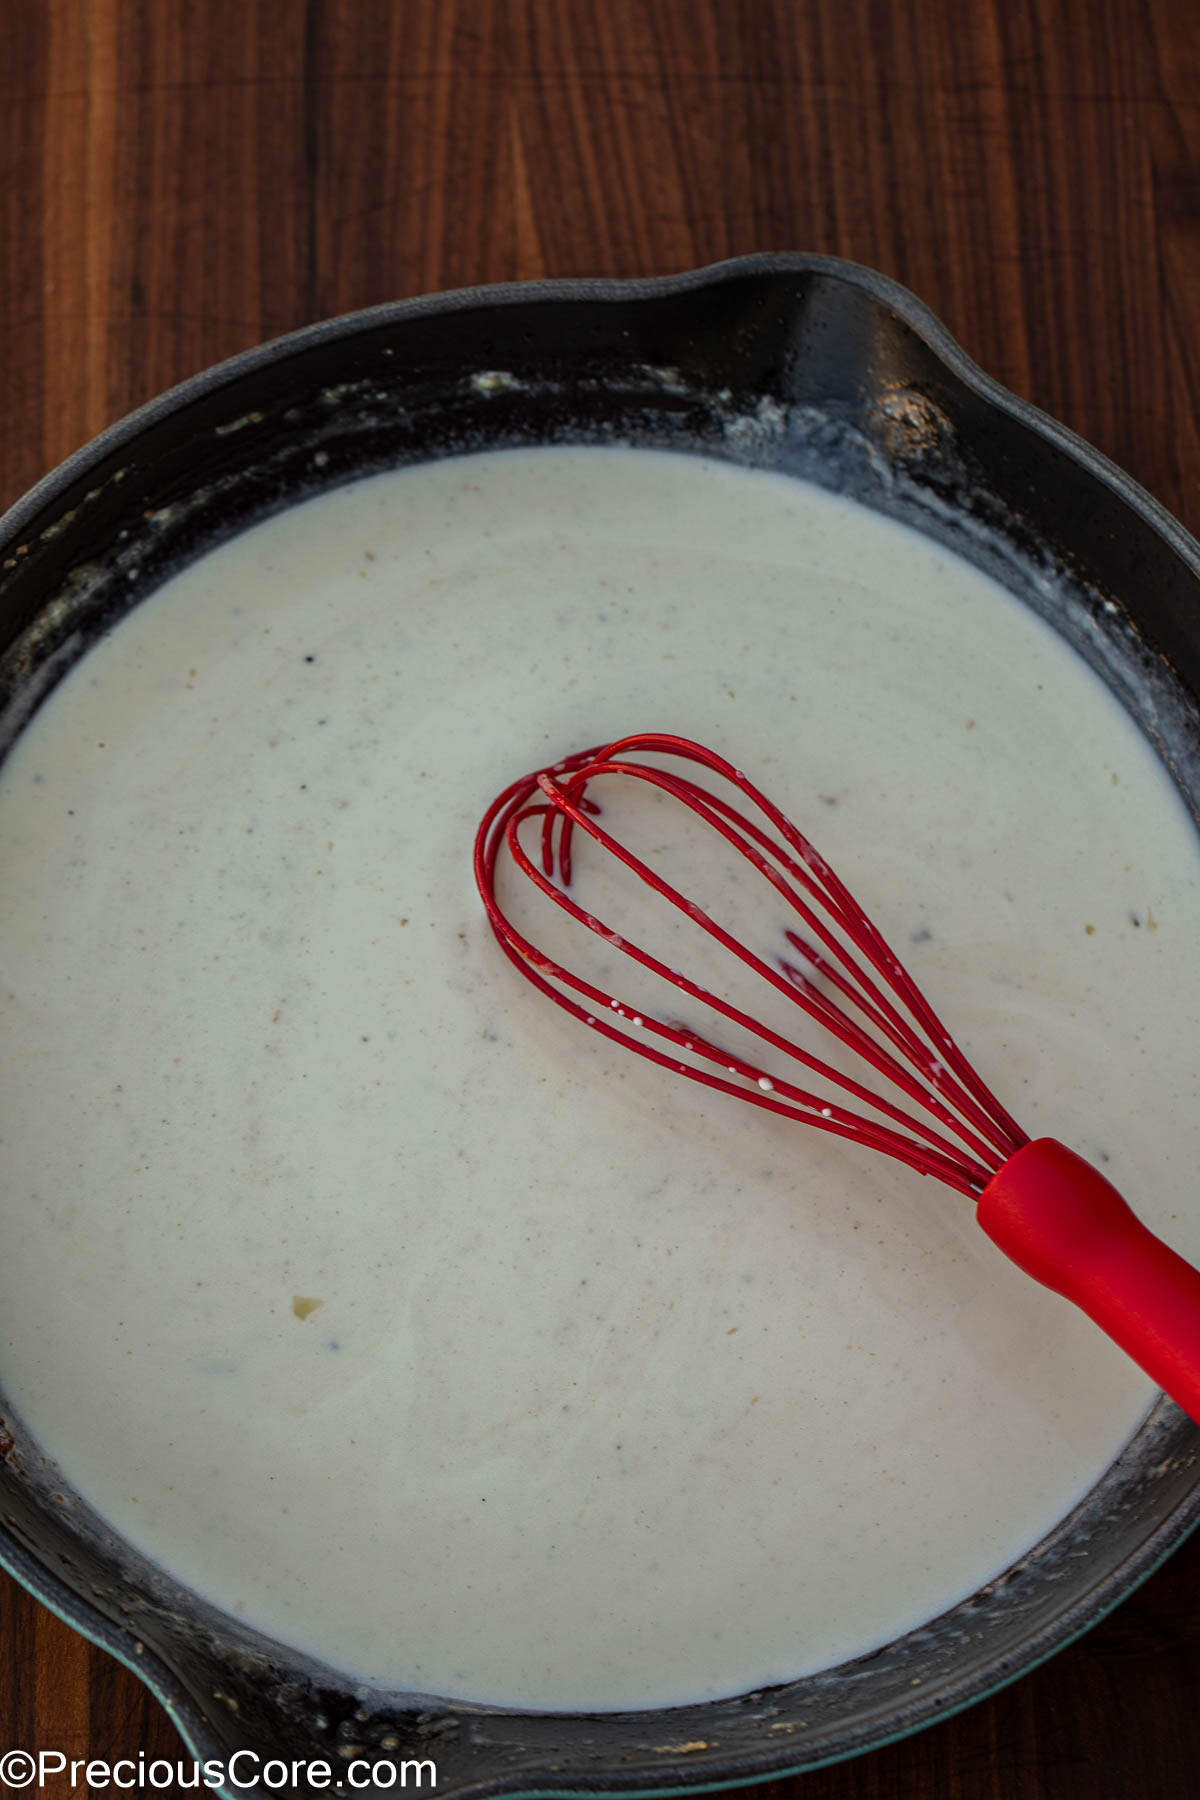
[{"left": 2, "top": 255, "right": 1200, "bottom": 1796}]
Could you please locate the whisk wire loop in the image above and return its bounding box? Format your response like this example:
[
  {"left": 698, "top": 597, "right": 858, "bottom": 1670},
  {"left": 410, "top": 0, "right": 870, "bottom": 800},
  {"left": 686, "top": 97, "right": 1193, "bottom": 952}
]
[{"left": 475, "top": 735, "right": 1028, "bottom": 1197}]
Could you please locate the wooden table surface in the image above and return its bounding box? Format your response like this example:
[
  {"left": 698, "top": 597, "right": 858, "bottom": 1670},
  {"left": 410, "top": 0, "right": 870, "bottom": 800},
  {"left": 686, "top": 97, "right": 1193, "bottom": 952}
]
[{"left": 3, "top": 2, "right": 1200, "bottom": 1795}]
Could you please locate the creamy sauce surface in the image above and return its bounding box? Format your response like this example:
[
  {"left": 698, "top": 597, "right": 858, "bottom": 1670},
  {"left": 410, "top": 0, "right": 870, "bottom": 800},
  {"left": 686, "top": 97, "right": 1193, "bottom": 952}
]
[{"left": 1, "top": 447, "right": 1197, "bottom": 1709}]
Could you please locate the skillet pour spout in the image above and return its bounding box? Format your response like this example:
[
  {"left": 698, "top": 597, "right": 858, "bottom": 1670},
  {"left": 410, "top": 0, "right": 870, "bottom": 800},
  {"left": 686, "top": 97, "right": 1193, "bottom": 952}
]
[{"left": 2, "top": 254, "right": 1200, "bottom": 1795}]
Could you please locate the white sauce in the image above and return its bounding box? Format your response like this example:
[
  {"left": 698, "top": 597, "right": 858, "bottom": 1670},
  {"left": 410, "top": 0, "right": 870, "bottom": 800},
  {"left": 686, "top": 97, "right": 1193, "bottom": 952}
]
[{"left": 1, "top": 446, "right": 1197, "bottom": 1710}]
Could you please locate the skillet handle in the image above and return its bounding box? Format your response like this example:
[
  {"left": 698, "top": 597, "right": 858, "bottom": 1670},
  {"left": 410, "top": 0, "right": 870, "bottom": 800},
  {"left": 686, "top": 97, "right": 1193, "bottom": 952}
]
[{"left": 977, "top": 1137, "right": 1200, "bottom": 1423}]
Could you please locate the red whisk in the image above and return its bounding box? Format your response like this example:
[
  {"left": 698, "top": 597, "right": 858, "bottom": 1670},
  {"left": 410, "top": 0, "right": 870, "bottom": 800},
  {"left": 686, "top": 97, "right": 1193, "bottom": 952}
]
[{"left": 475, "top": 733, "right": 1200, "bottom": 1423}]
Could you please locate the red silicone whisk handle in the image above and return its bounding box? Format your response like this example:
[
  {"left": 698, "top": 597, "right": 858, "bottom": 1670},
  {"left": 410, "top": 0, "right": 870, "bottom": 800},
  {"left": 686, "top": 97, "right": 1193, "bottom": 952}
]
[{"left": 977, "top": 1137, "right": 1200, "bottom": 1423}]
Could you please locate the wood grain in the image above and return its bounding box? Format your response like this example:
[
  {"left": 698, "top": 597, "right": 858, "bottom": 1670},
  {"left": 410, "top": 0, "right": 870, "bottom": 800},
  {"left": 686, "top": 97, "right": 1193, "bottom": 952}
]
[{"left": 3, "top": 1, "right": 1200, "bottom": 1794}]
